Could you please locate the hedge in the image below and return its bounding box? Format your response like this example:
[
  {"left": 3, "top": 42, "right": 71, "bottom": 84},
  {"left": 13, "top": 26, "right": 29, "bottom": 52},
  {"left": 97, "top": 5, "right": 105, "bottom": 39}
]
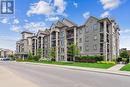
[{"left": 75, "top": 55, "right": 104, "bottom": 63}]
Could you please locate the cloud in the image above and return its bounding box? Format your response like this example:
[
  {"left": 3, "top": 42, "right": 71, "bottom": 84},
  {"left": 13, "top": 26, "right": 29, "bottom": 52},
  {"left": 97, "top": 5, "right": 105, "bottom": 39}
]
[
  {"left": 10, "top": 25, "right": 21, "bottom": 32},
  {"left": 73, "top": 2, "right": 78, "bottom": 8},
  {"left": 27, "top": 0, "right": 67, "bottom": 21},
  {"left": 27, "top": 0, "right": 52, "bottom": 16},
  {"left": 100, "top": 11, "right": 110, "bottom": 18},
  {"left": 100, "top": 0, "right": 121, "bottom": 10},
  {"left": 13, "top": 19, "right": 19, "bottom": 24},
  {"left": 83, "top": 12, "right": 90, "bottom": 19},
  {"left": 23, "top": 22, "right": 47, "bottom": 32},
  {"left": 54, "top": 0, "right": 66, "bottom": 14},
  {"left": 0, "top": 18, "right": 9, "bottom": 24},
  {"left": 45, "top": 16, "right": 59, "bottom": 21},
  {"left": 120, "top": 29, "right": 130, "bottom": 33}
]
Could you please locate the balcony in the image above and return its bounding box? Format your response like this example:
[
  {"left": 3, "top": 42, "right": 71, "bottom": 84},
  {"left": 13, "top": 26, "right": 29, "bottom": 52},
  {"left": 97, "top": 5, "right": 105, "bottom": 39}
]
[{"left": 67, "top": 34, "right": 74, "bottom": 39}]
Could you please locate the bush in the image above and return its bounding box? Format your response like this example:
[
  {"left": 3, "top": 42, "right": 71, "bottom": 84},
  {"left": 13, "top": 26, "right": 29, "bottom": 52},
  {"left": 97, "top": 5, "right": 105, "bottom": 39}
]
[
  {"left": 75, "top": 55, "right": 104, "bottom": 63},
  {"left": 39, "top": 58, "right": 51, "bottom": 62},
  {"left": 97, "top": 61, "right": 115, "bottom": 65}
]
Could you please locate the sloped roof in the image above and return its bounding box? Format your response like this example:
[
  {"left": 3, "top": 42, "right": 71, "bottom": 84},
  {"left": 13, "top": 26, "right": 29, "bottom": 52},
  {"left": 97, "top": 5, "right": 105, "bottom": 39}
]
[
  {"left": 21, "top": 31, "right": 33, "bottom": 34},
  {"left": 62, "top": 18, "right": 78, "bottom": 27}
]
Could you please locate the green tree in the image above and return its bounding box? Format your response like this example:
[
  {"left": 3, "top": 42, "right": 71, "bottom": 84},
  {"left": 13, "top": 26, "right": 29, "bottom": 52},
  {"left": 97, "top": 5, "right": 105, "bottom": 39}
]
[
  {"left": 34, "top": 48, "right": 43, "bottom": 61},
  {"left": 67, "top": 43, "right": 80, "bottom": 61},
  {"left": 27, "top": 51, "right": 33, "bottom": 60},
  {"left": 49, "top": 47, "right": 56, "bottom": 60},
  {"left": 8, "top": 54, "right": 15, "bottom": 60},
  {"left": 37, "top": 48, "right": 43, "bottom": 58},
  {"left": 120, "top": 50, "right": 129, "bottom": 59}
]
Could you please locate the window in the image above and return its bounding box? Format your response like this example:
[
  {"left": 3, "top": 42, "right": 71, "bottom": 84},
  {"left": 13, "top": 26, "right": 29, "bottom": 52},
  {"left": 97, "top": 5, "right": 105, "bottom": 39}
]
[
  {"left": 85, "top": 26, "right": 89, "bottom": 33},
  {"left": 22, "top": 34, "right": 24, "bottom": 39},
  {"left": 100, "top": 43, "right": 103, "bottom": 52},
  {"left": 79, "top": 38, "right": 82, "bottom": 43},
  {"left": 94, "top": 35, "right": 97, "bottom": 40},
  {"left": 80, "top": 46, "right": 82, "bottom": 51},
  {"left": 85, "top": 36, "right": 89, "bottom": 42},
  {"left": 79, "top": 29, "right": 82, "bottom": 34},
  {"left": 61, "top": 41, "right": 64, "bottom": 46},
  {"left": 93, "top": 24, "right": 98, "bottom": 30},
  {"left": 93, "top": 44, "right": 97, "bottom": 50},
  {"left": 85, "top": 45, "right": 89, "bottom": 51}
]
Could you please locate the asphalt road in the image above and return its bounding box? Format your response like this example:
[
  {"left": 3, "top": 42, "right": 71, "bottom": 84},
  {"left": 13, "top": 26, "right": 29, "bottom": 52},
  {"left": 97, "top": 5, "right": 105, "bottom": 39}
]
[{"left": 0, "top": 61, "right": 130, "bottom": 87}]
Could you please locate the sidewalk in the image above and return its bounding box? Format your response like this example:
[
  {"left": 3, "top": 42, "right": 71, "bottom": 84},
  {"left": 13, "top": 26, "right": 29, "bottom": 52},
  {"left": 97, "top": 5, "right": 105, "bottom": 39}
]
[
  {"left": 108, "top": 64, "right": 125, "bottom": 71},
  {"left": 0, "top": 65, "right": 39, "bottom": 87},
  {"left": 23, "top": 62, "right": 130, "bottom": 77}
]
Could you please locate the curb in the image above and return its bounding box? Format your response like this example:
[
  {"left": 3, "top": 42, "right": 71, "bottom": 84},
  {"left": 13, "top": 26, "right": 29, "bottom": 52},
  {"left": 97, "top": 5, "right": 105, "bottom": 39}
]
[
  {"left": 15, "top": 61, "right": 130, "bottom": 77},
  {"left": 10, "top": 62, "right": 130, "bottom": 76}
]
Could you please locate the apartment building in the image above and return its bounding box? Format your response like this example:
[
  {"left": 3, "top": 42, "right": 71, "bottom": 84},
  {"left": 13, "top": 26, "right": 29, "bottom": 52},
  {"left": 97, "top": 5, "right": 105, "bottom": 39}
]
[
  {"left": 16, "top": 16, "right": 120, "bottom": 61},
  {"left": 77, "top": 16, "right": 120, "bottom": 61},
  {"left": 0, "top": 48, "right": 14, "bottom": 58},
  {"left": 16, "top": 31, "right": 33, "bottom": 60}
]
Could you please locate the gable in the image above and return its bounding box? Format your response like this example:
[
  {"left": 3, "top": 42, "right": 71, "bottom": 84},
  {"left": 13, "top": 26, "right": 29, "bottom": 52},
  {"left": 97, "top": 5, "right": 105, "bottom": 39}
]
[
  {"left": 62, "top": 18, "right": 77, "bottom": 27},
  {"left": 84, "top": 16, "right": 99, "bottom": 25}
]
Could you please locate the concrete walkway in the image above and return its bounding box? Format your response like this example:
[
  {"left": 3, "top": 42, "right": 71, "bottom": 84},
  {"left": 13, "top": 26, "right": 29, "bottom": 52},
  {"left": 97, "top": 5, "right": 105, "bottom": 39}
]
[
  {"left": 0, "top": 65, "right": 39, "bottom": 87},
  {"left": 108, "top": 64, "right": 126, "bottom": 71}
]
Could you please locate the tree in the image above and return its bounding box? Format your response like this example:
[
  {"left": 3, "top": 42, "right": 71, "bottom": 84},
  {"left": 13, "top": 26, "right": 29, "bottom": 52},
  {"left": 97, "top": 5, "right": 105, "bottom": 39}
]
[
  {"left": 37, "top": 48, "right": 43, "bottom": 58},
  {"left": 8, "top": 54, "right": 15, "bottom": 60},
  {"left": 27, "top": 49, "right": 43, "bottom": 61},
  {"left": 67, "top": 43, "right": 80, "bottom": 61},
  {"left": 120, "top": 50, "right": 129, "bottom": 59},
  {"left": 49, "top": 47, "right": 56, "bottom": 61},
  {"left": 27, "top": 51, "right": 33, "bottom": 60},
  {"left": 34, "top": 48, "right": 43, "bottom": 61}
]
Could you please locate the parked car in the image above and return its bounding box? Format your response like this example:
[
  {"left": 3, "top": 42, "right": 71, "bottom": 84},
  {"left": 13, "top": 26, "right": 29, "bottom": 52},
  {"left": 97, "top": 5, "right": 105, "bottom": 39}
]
[{"left": 0, "top": 58, "right": 11, "bottom": 61}]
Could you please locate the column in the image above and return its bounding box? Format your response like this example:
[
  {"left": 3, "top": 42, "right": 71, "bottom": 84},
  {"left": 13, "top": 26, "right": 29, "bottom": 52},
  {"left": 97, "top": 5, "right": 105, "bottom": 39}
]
[
  {"left": 41, "top": 37, "right": 43, "bottom": 58},
  {"left": 103, "top": 21, "right": 107, "bottom": 61},
  {"left": 50, "top": 33, "right": 52, "bottom": 48},
  {"left": 64, "top": 29, "right": 67, "bottom": 61},
  {"left": 74, "top": 27, "right": 77, "bottom": 45},
  {"left": 34, "top": 39, "right": 37, "bottom": 55},
  {"left": 56, "top": 31, "right": 59, "bottom": 61}
]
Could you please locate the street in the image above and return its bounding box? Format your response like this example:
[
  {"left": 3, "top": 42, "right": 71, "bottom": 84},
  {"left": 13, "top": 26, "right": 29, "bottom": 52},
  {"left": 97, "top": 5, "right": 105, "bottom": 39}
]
[{"left": 0, "top": 62, "right": 130, "bottom": 87}]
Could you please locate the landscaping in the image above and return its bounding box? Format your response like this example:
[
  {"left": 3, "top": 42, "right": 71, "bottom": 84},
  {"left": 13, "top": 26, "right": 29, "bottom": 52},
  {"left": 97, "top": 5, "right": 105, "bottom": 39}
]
[
  {"left": 38, "top": 61, "right": 115, "bottom": 69},
  {"left": 16, "top": 59, "right": 115, "bottom": 69},
  {"left": 75, "top": 55, "right": 104, "bottom": 63},
  {"left": 16, "top": 48, "right": 115, "bottom": 69},
  {"left": 120, "top": 63, "right": 130, "bottom": 71}
]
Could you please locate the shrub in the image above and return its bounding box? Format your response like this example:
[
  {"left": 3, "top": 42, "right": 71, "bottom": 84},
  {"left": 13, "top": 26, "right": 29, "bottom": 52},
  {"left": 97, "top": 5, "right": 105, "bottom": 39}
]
[
  {"left": 75, "top": 55, "right": 104, "bottom": 63},
  {"left": 97, "top": 61, "right": 116, "bottom": 65},
  {"left": 39, "top": 58, "right": 51, "bottom": 62}
]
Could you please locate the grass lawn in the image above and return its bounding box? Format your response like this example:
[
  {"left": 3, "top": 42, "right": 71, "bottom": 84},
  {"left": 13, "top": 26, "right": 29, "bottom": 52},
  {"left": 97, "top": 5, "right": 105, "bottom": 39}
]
[
  {"left": 35, "top": 61, "right": 114, "bottom": 69},
  {"left": 120, "top": 63, "right": 130, "bottom": 71}
]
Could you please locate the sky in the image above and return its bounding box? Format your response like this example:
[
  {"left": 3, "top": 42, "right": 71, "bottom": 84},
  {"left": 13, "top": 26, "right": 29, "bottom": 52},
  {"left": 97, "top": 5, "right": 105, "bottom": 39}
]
[{"left": 0, "top": 0, "right": 130, "bottom": 50}]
